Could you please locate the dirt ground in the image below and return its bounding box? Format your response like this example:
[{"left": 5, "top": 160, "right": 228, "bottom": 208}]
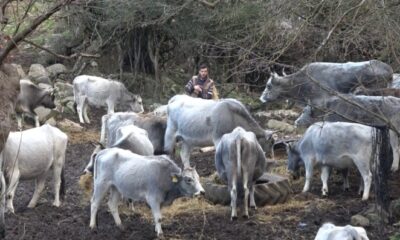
[{"left": 3, "top": 109, "right": 400, "bottom": 240}]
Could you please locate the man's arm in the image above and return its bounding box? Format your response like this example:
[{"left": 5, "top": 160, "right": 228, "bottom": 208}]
[{"left": 185, "top": 78, "right": 195, "bottom": 94}]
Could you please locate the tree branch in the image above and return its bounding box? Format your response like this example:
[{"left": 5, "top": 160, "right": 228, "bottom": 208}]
[
  {"left": 313, "top": 0, "right": 366, "bottom": 58},
  {"left": 198, "top": 0, "right": 220, "bottom": 8},
  {"left": 0, "top": 0, "right": 74, "bottom": 65},
  {"left": 22, "top": 39, "right": 100, "bottom": 59}
]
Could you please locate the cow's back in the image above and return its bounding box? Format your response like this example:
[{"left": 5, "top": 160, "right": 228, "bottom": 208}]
[
  {"left": 304, "top": 60, "right": 393, "bottom": 92},
  {"left": 96, "top": 149, "right": 179, "bottom": 200},
  {"left": 300, "top": 122, "right": 372, "bottom": 166},
  {"left": 3, "top": 125, "right": 67, "bottom": 179}
]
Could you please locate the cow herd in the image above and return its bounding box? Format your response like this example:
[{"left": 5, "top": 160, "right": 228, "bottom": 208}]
[{"left": 2, "top": 60, "right": 395, "bottom": 239}]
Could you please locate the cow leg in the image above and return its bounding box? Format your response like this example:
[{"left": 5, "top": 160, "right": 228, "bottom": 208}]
[
  {"left": 34, "top": 115, "right": 40, "bottom": 127},
  {"left": 320, "top": 166, "right": 330, "bottom": 197},
  {"left": 90, "top": 182, "right": 109, "bottom": 229},
  {"left": 106, "top": 100, "right": 115, "bottom": 114},
  {"left": 83, "top": 99, "right": 91, "bottom": 124},
  {"left": 242, "top": 173, "right": 250, "bottom": 219},
  {"left": 16, "top": 114, "right": 23, "bottom": 130},
  {"left": 6, "top": 170, "right": 20, "bottom": 213},
  {"left": 108, "top": 186, "right": 122, "bottom": 228},
  {"left": 77, "top": 96, "right": 86, "bottom": 124},
  {"left": 302, "top": 161, "right": 313, "bottom": 193},
  {"left": 229, "top": 175, "right": 238, "bottom": 221},
  {"left": 28, "top": 174, "right": 47, "bottom": 208},
  {"left": 52, "top": 162, "right": 64, "bottom": 207},
  {"left": 389, "top": 131, "right": 399, "bottom": 171},
  {"left": 341, "top": 169, "right": 350, "bottom": 191},
  {"left": 249, "top": 184, "right": 256, "bottom": 210},
  {"left": 361, "top": 171, "right": 372, "bottom": 201},
  {"left": 146, "top": 196, "right": 163, "bottom": 237},
  {"left": 180, "top": 143, "right": 192, "bottom": 169}
]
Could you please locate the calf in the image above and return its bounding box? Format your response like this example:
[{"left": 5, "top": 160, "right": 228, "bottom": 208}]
[
  {"left": 83, "top": 125, "right": 154, "bottom": 174},
  {"left": 287, "top": 122, "right": 373, "bottom": 200},
  {"left": 215, "top": 127, "right": 267, "bottom": 220},
  {"left": 0, "top": 124, "right": 68, "bottom": 213},
  {"left": 101, "top": 112, "right": 167, "bottom": 154},
  {"left": 73, "top": 75, "right": 144, "bottom": 124},
  {"left": 315, "top": 223, "right": 369, "bottom": 240},
  {"left": 15, "top": 79, "right": 56, "bottom": 129},
  {"left": 89, "top": 148, "right": 204, "bottom": 237}
]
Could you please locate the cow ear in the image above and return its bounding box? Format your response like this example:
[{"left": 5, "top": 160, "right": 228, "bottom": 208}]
[{"left": 171, "top": 172, "right": 182, "bottom": 183}]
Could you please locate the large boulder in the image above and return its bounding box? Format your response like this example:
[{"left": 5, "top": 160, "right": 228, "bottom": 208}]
[
  {"left": 46, "top": 63, "right": 68, "bottom": 80},
  {"left": 28, "top": 64, "right": 50, "bottom": 83}
]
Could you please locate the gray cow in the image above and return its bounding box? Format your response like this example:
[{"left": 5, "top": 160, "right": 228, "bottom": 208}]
[
  {"left": 164, "top": 95, "right": 275, "bottom": 168},
  {"left": 73, "top": 75, "right": 144, "bottom": 124},
  {"left": 0, "top": 124, "right": 68, "bottom": 213},
  {"left": 215, "top": 127, "right": 267, "bottom": 220},
  {"left": 89, "top": 148, "right": 205, "bottom": 237},
  {"left": 260, "top": 60, "right": 393, "bottom": 104},
  {"left": 294, "top": 95, "right": 400, "bottom": 171},
  {"left": 100, "top": 112, "right": 167, "bottom": 154},
  {"left": 287, "top": 122, "right": 373, "bottom": 200},
  {"left": 15, "top": 79, "right": 56, "bottom": 129}
]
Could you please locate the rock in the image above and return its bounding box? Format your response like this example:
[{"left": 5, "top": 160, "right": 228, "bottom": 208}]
[
  {"left": 34, "top": 107, "right": 59, "bottom": 123},
  {"left": 267, "top": 119, "right": 296, "bottom": 133},
  {"left": 255, "top": 110, "right": 300, "bottom": 122},
  {"left": 54, "top": 82, "right": 74, "bottom": 98},
  {"left": 38, "top": 83, "right": 53, "bottom": 91},
  {"left": 10, "top": 64, "right": 26, "bottom": 78},
  {"left": 28, "top": 64, "right": 49, "bottom": 82},
  {"left": 45, "top": 117, "right": 57, "bottom": 126},
  {"left": 57, "top": 119, "right": 83, "bottom": 132},
  {"left": 35, "top": 75, "right": 52, "bottom": 85},
  {"left": 64, "top": 101, "right": 76, "bottom": 114},
  {"left": 46, "top": 63, "right": 68, "bottom": 79},
  {"left": 351, "top": 214, "right": 370, "bottom": 227}
]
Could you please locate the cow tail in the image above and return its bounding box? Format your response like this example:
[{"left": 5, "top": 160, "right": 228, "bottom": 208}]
[
  {"left": 60, "top": 167, "right": 66, "bottom": 200},
  {"left": 236, "top": 138, "right": 241, "bottom": 178}
]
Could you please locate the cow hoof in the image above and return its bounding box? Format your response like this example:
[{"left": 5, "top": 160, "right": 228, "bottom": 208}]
[
  {"left": 231, "top": 216, "right": 238, "bottom": 221},
  {"left": 117, "top": 224, "right": 125, "bottom": 231},
  {"left": 27, "top": 203, "right": 36, "bottom": 209},
  {"left": 53, "top": 201, "right": 61, "bottom": 207},
  {"left": 250, "top": 205, "right": 257, "bottom": 210},
  {"left": 243, "top": 214, "right": 249, "bottom": 219},
  {"left": 391, "top": 167, "right": 398, "bottom": 172}
]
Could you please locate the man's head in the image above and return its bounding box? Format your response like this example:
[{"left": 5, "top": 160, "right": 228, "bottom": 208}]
[{"left": 198, "top": 64, "right": 208, "bottom": 79}]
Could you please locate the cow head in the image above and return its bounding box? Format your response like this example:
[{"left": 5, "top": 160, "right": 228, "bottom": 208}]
[
  {"left": 122, "top": 92, "right": 144, "bottom": 113},
  {"left": 174, "top": 167, "right": 205, "bottom": 197},
  {"left": 286, "top": 141, "right": 302, "bottom": 179},
  {"left": 259, "top": 73, "right": 290, "bottom": 103},
  {"left": 40, "top": 88, "right": 56, "bottom": 109},
  {"left": 294, "top": 105, "right": 315, "bottom": 128},
  {"left": 257, "top": 130, "right": 276, "bottom": 157}
]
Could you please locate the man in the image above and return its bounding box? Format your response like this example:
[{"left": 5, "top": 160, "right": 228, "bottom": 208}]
[{"left": 185, "top": 64, "right": 217, "bottom": 99}]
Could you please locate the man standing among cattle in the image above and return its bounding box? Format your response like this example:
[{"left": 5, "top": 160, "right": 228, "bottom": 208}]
[{"left": 185, "top": 63, "right": 217, "bottom": 99}]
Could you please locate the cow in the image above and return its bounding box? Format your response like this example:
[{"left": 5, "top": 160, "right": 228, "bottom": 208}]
[
  {"left": 89, "top": 148, "right": 205, "bottom": 237},
  {"left": 315, "top": 223, "right": 369, "bottom": 240},
  {"left": 259, "top": 60, "right": 393, "bottom": 105},
  {"left": 164, "top": 95, "right": 275, "bottom": 168},
  {"left": 294, "top": 95, "right": 400, "bottom": 171},
  {"left": 15, "top": 79, "right": 56, "bottom": 129},
  {"left": 83, "top": 124, "right": 154, "bottom": 174},
  {"left": 100, "top": 112, "right": 167, "bottom": 155},
  {"left": 0, "top": 124, "right": 68, "bottom": 213},
  {"left": 215, "top": 127, "right": 267, "bottom": 220},
  {"left": 354, "top": 87, "right": 400, "bottom": 97},
  {"left": 151, "top": 104, "right": 168, "bottom": 117},
  {"left": 287, "top": 122, "right": 373, "bottom": 200},
  {"left": 73, "top": 75, "right": 144, "bottom": 124}
]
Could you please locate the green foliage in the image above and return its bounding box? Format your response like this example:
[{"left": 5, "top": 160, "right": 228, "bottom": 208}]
[{"left": 390, "top": 233, "right": 400, "bottom": 240}]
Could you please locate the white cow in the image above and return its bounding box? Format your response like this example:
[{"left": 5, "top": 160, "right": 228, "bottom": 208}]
[
  {"left": 315, "top": 223, "right": 369, "bottom": 240},
  {"left": 287, "top": 122, "right": 373, "bottom": 200},
  {"left": 0, "top": 124, "right": 68, "bottom": 213},
  {"left": 89, "top": 148, "right": 205, "bottom": 237},
  {"left": 73, "top": 75, "right": 144, "bottom": 124}
]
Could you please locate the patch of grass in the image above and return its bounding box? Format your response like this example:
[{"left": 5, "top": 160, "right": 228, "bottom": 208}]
[{"left": 67, "top": 130, "right": 100, "bottom": 144}]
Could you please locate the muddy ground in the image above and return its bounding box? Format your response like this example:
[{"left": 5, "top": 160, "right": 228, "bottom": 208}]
[{"left": 3, "top": 109, "right": 400, "bottom": 240}]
